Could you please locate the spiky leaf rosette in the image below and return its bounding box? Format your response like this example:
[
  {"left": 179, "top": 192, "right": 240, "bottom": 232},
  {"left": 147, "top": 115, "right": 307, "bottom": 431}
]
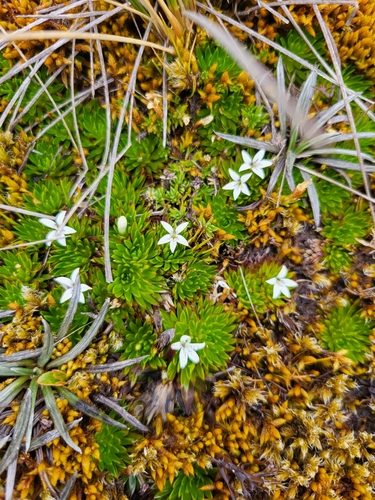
[
  {"left": 0, "top": 250, "right": 39, "bottom": 283},
  {"left": 323, "top": 244, "right": 353, "bottom": 274},
  {"left": 22, "top": 178, "right": 73, "bottom": 214},
  {"left": 96, "top": 419, "right": 140, "bottom": 478},
  {"left": 162, "top": 297, "right": 237, "bottom": 389},
  {"left": 209, "top": 192, "right": 247, "bottom": 241},
  {"left": 319, "top": 302, "right": 375, "bottom": 362},
  {"left": 0, "top": 280, "right": 27, "bottom": 308},
  {"left": 322, "top": 204, "right": 372, "bottom": 246},
  {"left": 124, "top": 134, "right": 168, "bottom": 175},
  {"left": 196, "top": 43, "right": 241, "bottom": 81},
  {"left": 171, "top": 260, "right": 216, "bottom": 301},
  {"left": 315, "top": 171, "right": 352, "bottom": 216},
  {"left": 155, "top": 467, "right": 213, "bottom": 500},
  {"left": 226, "top": 262, "right": 293, "bottom": 315},
  {"left": 49, "top": 216, "right": 102, "bottom": 276},
  {"left": 96, "top": 165, "right": 146, "bottom": 217},
  {"left": 26, "top": 137, "right": 75, "bottom": 179},
  {"left": 120, "top": 319, "right": 165, "bottom": 372},
  {"left": 109, "top": 215, "right": 165, "bottom": 309}
]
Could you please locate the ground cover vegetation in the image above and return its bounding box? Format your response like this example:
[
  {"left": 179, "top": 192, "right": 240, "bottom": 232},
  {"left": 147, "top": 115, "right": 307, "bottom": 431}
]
[{"left": 2, "top": 0, "right": 375, "bottom": 498}]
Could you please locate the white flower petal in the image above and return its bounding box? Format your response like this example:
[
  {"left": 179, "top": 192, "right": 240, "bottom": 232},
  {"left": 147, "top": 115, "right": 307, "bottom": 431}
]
[
  {"left": 241, "top": 183, "right": 251, "bottom": 197},
  {"left": 175, "top": 222, "right": 189, "bottom": 234},
  {"left": 189, "top": 342, "right": 206, "bottom": 351},
  {"left": 45, "top": 230, "right": 56, "bottom": 246},
  {"left": 80, "top": 284, "right": 92, "bottom": 292},
  {"left": 187, "top": 348, "right": 200, "bottom": 364},
  {"left": 55, "top": 211, "right": 67, "bottom": 226},
  {"left": 239, "top": 163, "right": 250, "bottom": 172},
  {"left": 158, "top": 234, "right": 172, "bottom": 245},
  {"left": 56, "top": 236, "right": 67, "bottom": 247},
  {"left": 160, "top": 221, "right": 173, "bottom": 233},
  {"left": 39, "top": 218, "right": 57, "bottom": 229},
  {"left": 228, "top": 168, "right": 240, "bottom": 181},
  {"left": 278, "top": 265, "right": 288, "bottom": 279},
  {"left": 233, "top": 185, "right": 242, "bottom": 200},
  {"left": 180, "top": 335, "right": 191, "bottom": 343},
  {"left": 60, "top": 289, "right": 73, "bottom": 303},
  {"left": 282, "top": 278, "right": 298, "bottom": 288},
  {"left": 176, "top": 235, "right": 189, "bottom": 247},
  {"left": 272, "top": 284, "right": 282, "bottom": 299},
  {"left": 241, "top": 150, "right": 252, "bottom": 164},
  {"left": 259, "top": 159, "right": 273, "bottom": 168},
  {"left": 179, "top": 348, "right": 188, "bottom": 369},
  {"left": 266, "top": 278, "right": 277, "bottom": 285},
  {"left": 79, "top": 292, "right": 86, "bottom": 304},
  {"left": 223, "top": 181, "right": 238, "bottom": 191},
  {"left": 253, "top": 150, "right": 265, "bottom": 163},
  {"left": 241, "top": 173, "right": 252, "bottom": 182},
  {"left": 252, "top": 166, "right": 266, "bottom": 179},
  {"left": 62, "top": 226, "right": 77, "bottom": 235},
  {"left": 170, "top": 239, "right": 178, "bottom": 253},
  {"left": 280, "top": 285, "right": 291, "bottom": 298},
  {"left": 54, "top": 277, "right": 73, "bottom": 288},
  {"left": 171, "top": 342, "right": 182, "bottom": 350},
  {"left": 70, "top": 268, "right": 80, "bottom": 283}
]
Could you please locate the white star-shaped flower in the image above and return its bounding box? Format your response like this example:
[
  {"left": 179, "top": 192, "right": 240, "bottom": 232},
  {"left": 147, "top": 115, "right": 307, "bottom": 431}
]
[
  {"left": 266, "top": 265, "right": 298, "bottom": 299},
  {"left": 239, "top": 150, "right": 273, "bottom": 179},
  {"left": 157, "top": 221, "right": 189, "bottom": 253},
  {"left": 222, "top": 168, "right": 252, "bottom": 200},
  {"left": 170, "top": 335, "right": 206, "bottom": 369},
  {"left": 38, "top": 210, "right": 76, "bottom": 246},
  {"left": 54, "top": 268, "right": 92, "bottom": 304}
]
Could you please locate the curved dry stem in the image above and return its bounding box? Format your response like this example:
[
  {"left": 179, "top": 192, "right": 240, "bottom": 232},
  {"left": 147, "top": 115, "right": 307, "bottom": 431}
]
[{"left": 0, "top": 30, "right": 175, "bottom": 53}]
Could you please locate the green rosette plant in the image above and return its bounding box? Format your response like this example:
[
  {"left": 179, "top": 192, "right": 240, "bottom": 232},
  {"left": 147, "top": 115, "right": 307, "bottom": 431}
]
[
  {"left": 161, "top": 297, "right": 237, "bottom": 389},
  {"left": 109, "top": 214, "right": 165, "bottom": 309},
  {"left": 226, "top": 261, "right": 296, "bottom": 315},
  {"left": 319, "top": 302, "right": 375, "bottom": 362},
  {"left": 0, "top": 280, "right": 148, "bottom": 497}
]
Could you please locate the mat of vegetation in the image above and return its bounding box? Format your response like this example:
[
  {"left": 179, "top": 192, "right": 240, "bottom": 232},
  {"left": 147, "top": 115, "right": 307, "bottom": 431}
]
[{"left": 1, "top": 0, "right": 375, "bottom": 499}]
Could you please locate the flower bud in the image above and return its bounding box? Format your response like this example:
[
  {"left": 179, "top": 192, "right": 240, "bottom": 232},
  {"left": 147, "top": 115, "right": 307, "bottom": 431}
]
[{"left": 117, "top": 216, "right": 127, "bottom": 235}]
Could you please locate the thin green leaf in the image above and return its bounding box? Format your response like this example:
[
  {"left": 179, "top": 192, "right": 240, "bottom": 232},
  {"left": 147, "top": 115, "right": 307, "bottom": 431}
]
[
  {"left": 0, "top": 310, "right": 15, "bottom": 319},
  {"left": 92, "top": 393, "right": 149, "bottom": 432},
  {"left": 0, "top": 376, "right": 28, "bottom": 415},
  {"left": 290, "top": 71, "right": 317, "bottom": 148},
  {"left": 56, "top": 274, "right": 81, "bottom": 341},
  {"left": 5, "top": 459, "right": 17, "bottom": 500},
  {"left": 26, "top": 419, "right": 82, "bottom": 452},
  {"left": 37, "top": 318, "right": 54, "bottom": 368},
  {"left": 0, "top": 364, "right": 33, "bottom": 376},
  {"left": 85, "top": 354, "right": 149, "bottom": 373},
  {"left": 297, "top": 148, "right": 375, "bottom": 162},
  {"left": 276, "top": 57, "right": 287, "bottom": 137},
  {"left": 304, "top": 93, "right": 360, "bottom": 141},
  {"left": 300, "top": 171, "right": 320, "bottom": 227},
  {"left": 0, "top": 389, "right": 32, "bottom": 475},
  {"left": 42, "top": 385, "right": 82, "bottom": 453},
  {"left": 60, "top": 471, "right": 78, "bottom": 500},
  {"left": 266, "top": 157, "right": 286, "bottom": 197},
  {"left": 57, "top": 387, "right": 129, "bottom": 430},
  {"left": 24, "top": 378, "right": 38, "bottom": 453},
  {"left": 46, "top": 299, "right": 110, "bottom": 369},
  {"left": 312, "top": 157, "right": 375, "bottom": 171},
  {"left": 0, "top": 349, "right": 42, "bottom": 363},
  {"left": 215, "top": 132, "right": 278, "bottom": 153},
  {"left": 0, "top": 435, "right": 10, "bottom": 450}
]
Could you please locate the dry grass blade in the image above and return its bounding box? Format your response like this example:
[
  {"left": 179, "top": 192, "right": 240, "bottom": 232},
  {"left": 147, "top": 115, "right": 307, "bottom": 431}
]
[
  {"left": 312, "top": 5, "right": 375, "bottom": 225},
  {"left": 0, "top": 389, "right": 32, "bottom": 475},
  {"left": 103, "top": 21, "right": 153, "bottom": 283},
  {"left": 0, "top": 30, "right": 175, "bottom": 53},
  {"left": 92, "top": 393, "right": 150, "bottom": 433}
]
